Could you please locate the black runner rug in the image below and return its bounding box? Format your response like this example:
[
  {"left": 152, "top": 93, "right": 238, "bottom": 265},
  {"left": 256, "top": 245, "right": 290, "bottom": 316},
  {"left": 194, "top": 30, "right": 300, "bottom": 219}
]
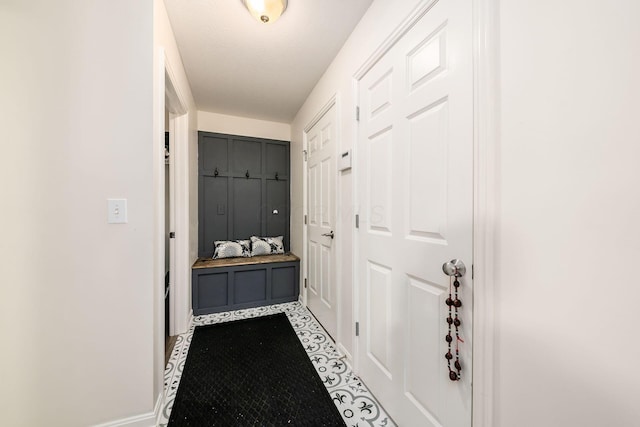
[{"left": 168, "top": 313, "right": 346, "bottom": 426}]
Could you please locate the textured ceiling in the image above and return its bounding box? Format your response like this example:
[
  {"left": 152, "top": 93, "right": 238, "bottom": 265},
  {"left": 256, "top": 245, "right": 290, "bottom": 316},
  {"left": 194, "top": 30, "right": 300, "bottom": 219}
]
[{"left": 164, "top": 0, "right": 373, "bottom": 123}]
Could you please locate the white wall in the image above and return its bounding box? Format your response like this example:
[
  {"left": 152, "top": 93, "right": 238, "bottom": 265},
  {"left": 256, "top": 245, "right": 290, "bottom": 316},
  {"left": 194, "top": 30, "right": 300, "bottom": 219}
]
[
  {"left": 198, "top": 111, "right": 291, "bottom": 141},
  {"left": 494, "top": 1, "right": 640, "bottom": 425},
  {"left": 290, "top": 0, "right": 423, "bottom": 360},
  {"left": 0, "top": 1, "right": 156, "bottom": 426}
]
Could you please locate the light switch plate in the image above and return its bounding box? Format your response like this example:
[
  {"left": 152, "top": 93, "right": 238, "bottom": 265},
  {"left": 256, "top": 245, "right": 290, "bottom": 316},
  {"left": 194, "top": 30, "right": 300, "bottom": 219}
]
[{"left": 107, "top": 199, "right": 127, "bottom": 224}]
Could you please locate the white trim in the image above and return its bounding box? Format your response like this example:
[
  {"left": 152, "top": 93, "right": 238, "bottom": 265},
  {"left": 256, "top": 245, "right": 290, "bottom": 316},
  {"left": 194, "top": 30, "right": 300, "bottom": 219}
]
[
  {"left": 303, "top": 95, "right": 337, "bottom": 133},
  {"left": 332, "top": 93, "right": 346, "bottom": 357},
  {"left": 153, "top": 46, "right": 167, "bottom": 415},
  {"left": 353, "top": 0, "right": 439, "bottom": 80},
  {"left": 153, "top": 392, "right": 163, "bottom": 426},
  {"left": 472, "top": 0, "right": 499, "bottom": 425},
  {"left": 92, "top": 413, "right": 155, "bottom": 427},
  {"left": 188, "top": 307, "right": 194, "bottom": 330},
  {"left": 171, "top": 112, "right": 191, "bottom": 335},
  {"left": 164, "top": 62, "right": 188, "bottom": 116},
  {"left": 92, "top": 394, "right": 161, "bottom": 427},
  {"left": 337, "top": 342, "right": 352, "bottom": 363},
  {"left": 350, "top": 76, "right": 361, "bottom": 373},
  {"left": 164, "top": 58, "right": 191, "bottom": 336},
  {"left": 301, "top": 131, "right": 308, "bottom": 307},
  {"left": 167, "top": 115, "right": 177, "bottom": 336}
]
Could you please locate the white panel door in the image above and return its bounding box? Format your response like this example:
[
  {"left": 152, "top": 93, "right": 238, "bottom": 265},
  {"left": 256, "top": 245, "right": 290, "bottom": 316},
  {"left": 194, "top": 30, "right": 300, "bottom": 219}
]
[
  {"left": 357, "top": 1, "right": 473, "bottom": 426},
  {"left": 307, "top": 104, "right": 338, "bottom": 337}
]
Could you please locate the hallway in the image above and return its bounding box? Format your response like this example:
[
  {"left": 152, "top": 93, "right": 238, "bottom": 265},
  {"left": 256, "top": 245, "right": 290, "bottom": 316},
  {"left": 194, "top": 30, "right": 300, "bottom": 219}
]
[
  {"left": 4, "top": 1, "right": 640, "bottom": 426},
  {"left": 160, "top": 302, "right": 395, "bottom": 426}
]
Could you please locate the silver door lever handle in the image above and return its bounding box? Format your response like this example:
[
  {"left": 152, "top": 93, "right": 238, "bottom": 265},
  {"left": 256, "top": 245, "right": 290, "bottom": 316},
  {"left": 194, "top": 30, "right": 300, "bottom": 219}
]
[{"left": 322, "top": 230, "right": 335, "bottom": 239}]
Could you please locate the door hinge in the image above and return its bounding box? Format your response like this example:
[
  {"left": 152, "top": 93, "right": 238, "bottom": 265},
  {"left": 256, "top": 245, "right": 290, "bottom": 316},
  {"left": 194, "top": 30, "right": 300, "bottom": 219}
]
[
  {"left": 355, "top": 214, "right": 359, "bottom": 229},
  {"left": 304, "top": 214, "right": 307, "bottom": 225},
  {"left": 169, "top": 232, "right": 175, "bottom": 238},
  {"left": 355, "top": 322, "right": 360, "bottom": 337},
  {"left": 356, "top": 106, "right": 360, "bottom": 121},
  {"left": 472, "top": 264, "right": 474, "bottom": 280},
  {"left": 303, "top": 149, "right": 308, "bottom": 161},
  {"left": 304, "top": 278, "right": 308, "bottom": 289}
]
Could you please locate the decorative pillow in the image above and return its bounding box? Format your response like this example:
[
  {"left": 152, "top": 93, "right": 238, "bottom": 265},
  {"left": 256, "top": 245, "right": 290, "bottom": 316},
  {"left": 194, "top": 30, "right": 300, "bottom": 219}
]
[
  {"left": 213, "top": 240, "right": 251, "bottom": 259},
  {"left": 250, "top": 236, "right": 285, "bottom": 256}
]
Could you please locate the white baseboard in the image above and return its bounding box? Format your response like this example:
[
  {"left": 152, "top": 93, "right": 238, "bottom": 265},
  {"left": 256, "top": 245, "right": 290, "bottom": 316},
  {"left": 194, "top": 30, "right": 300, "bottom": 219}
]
[
  {"left": 153, "top": 392, "right": 163, "bottom": 427},
  {"left": 93, "top": 394, "right": 162, "bottom": 427},
  {"left": 337, "top": 342, "right": 352, "bottom": 363}
]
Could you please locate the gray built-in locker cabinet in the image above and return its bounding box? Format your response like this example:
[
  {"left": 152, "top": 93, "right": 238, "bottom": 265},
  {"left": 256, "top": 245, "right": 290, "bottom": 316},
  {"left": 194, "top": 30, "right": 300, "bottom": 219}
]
[{"left": 198, "top": 132, "right": 291, "bottom": 258}]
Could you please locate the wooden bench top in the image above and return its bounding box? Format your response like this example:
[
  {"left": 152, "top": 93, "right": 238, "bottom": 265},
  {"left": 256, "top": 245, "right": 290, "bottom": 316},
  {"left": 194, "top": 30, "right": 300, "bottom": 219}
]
[{"left": 192, "top": 253, "right": 300, "bottom": 270}]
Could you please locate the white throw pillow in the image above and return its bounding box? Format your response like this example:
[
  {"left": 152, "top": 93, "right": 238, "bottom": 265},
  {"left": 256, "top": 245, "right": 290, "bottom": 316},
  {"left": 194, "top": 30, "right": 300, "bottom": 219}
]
[
  {"left": 213, "top": 239, "right": 251, "bottom": 259},
  {"left": 250, "top": 236, "right": 285, "bottom": 256}
]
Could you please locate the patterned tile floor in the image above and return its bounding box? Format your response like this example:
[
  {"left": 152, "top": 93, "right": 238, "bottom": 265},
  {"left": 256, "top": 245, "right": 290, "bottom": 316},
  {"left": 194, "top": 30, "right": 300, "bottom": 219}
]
[{"left": 159, "top": 301, "right": 396, "bottom": 427}]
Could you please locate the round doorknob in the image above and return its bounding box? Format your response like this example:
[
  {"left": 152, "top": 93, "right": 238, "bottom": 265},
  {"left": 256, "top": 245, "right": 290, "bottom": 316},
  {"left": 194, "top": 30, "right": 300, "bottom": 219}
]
[{"left": 442, "top": 259, "right": 466, "bottom": 277}]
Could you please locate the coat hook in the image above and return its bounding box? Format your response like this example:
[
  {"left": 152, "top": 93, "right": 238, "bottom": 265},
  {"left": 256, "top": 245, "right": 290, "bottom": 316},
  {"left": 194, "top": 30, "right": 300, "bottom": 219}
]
[
  {"left": 275, "top": 172, "right": 279, "bottom": 181},
  {"left": 245, "top": 169, "right": 250, "bottom": 179},
  {"left": 214, "top": 167, "right": 219, "bottom": 177}
]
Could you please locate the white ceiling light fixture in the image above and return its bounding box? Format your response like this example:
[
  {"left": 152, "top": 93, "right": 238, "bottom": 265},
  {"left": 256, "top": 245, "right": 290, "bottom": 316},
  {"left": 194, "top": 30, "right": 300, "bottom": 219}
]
[{"left": 243, "top": 0, "right": 288, "bottom": 24}]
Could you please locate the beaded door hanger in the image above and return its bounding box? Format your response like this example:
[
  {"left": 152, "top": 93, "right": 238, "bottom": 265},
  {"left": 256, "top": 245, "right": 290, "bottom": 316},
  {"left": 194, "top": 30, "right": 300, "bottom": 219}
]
[{"left": 442, "top": 259, "right": 466, "bottom": 381}]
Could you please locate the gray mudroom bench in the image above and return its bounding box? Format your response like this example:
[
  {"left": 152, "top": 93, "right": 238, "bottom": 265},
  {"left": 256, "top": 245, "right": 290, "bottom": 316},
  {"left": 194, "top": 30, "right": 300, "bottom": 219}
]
[{"left": 191, "top": 253, "right": 300, "bottom": 315}]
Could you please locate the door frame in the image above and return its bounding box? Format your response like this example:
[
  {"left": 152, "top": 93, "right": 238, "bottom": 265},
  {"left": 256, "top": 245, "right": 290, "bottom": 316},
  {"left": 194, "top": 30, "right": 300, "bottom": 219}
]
[
  {"left": 469, "top": 0, "right": 499, "bottom": 424},
  {"left": 350, "top": 0, "right": 499, "bottom": 425},
  {"left": 301, "top": 94, "right": 340, "bottom": 325},
  {"left": 164, "top": 58, "right": 190, "bottom": 337},
  {"left": 154, "top": 48, "right": 191, "bottom": 346}
]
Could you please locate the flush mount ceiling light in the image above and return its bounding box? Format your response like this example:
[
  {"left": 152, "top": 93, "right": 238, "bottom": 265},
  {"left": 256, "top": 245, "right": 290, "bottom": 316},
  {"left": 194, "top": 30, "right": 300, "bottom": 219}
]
[{"left": 243, "top": 0, "right": 288, "bottom": 24}]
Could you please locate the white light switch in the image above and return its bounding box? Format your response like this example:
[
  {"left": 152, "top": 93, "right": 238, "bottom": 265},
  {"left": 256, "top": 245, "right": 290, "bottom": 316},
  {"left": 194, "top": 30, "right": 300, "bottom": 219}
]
[{"left": 107, "top": 199, "right": 127, "bottom": 224}]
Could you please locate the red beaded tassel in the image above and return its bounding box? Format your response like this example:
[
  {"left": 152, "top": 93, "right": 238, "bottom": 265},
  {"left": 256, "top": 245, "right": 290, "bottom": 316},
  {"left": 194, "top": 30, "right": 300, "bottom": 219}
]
[{"left": 445, "top": 276, "right": 463, "bottom": 381}]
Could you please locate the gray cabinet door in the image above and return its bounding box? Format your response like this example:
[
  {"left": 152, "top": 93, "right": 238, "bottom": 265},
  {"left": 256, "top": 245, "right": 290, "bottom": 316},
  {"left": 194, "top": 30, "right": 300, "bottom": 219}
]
[
  {"left": 232, "top": 139, "right": 261, "bottom": 175},
  {"left": 266, "top": 142, "right": 288, "bottom": 178},
  {"left": 201, "top": 135, "right": 229, "bottom": 174},
  {"left": 200, "top": 176, "right": 228, "bottom": 257},
  {"left": 266, "top": 179, "right": 288, "bottom": 249},
  {"left": 232, "top": 178, "right": 262, "bottom": 240}
]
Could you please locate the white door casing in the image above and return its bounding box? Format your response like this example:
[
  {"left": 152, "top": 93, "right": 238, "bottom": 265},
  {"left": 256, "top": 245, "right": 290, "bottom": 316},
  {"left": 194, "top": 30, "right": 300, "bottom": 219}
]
[
  {"left": 306, "top": 102, "right": 338, "bottom": 338},
  {"left": 168, "top": 114, "right": 176, "bottom": 335},
  {"left": 356, "top": 1, "right": 473, "bottom": 426},
  {"left": 164, "top": 63, "right": 190, "bottom": 337}
]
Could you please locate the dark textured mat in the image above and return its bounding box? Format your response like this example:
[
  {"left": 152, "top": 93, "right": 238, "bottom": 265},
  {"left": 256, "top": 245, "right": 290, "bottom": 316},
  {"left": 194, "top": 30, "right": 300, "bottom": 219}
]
[{"left": 168, "top": 313, "right": 347, "bottom": 426}]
